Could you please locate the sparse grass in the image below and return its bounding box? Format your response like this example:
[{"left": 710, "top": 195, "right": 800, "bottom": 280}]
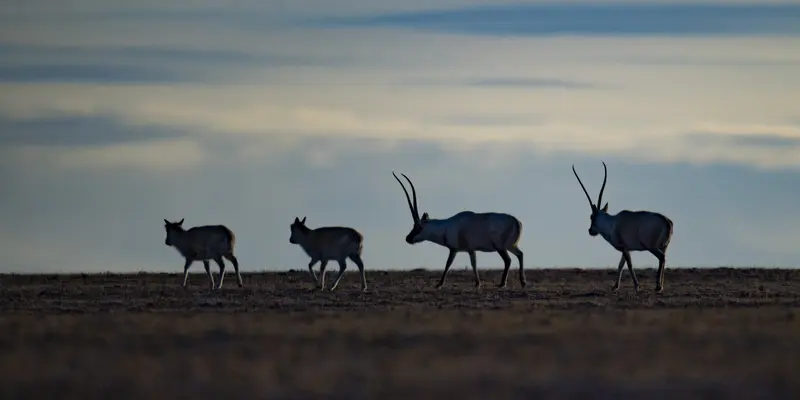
[{"left": 1, "top": 268, "right": 799, "bottom": 399}]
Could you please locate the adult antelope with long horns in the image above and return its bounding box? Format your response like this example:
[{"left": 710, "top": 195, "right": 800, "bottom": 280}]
[
  {"left": 571, "top": 162, "right": 674, "bottom": 293},
  {"left": 392, "top": 172, "right": 526, "bottom": 289}
]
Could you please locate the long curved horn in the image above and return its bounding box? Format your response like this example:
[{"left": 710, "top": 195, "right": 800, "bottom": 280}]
[
  {"left": 401, "top": 173, "right": 419, "bottom": 220},
  {"left": 596, "top": 161, "right": 608, "bottom": 208},
  {"left": 572, "top": 165, "right": 595, "bottom": 209},
  {"left": 393, "top": 171, "right": 419, "bottom": 221}
]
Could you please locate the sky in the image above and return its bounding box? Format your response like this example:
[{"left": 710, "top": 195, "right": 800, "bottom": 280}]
[{"left": 1, "top": 0, "right": 800, "bottom": 273}]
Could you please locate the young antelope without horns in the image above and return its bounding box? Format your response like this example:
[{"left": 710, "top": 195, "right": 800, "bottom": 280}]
[
  {"left": 392, "top": 172, "right": 526, "bottom": 289},
  {"left": 163, "top": 218, "right": 243, "bottom": 290},
  {"left": 572, "top": 162, "right": 674, "bottom": 293},
  {"left": 289, "top": 216, "right": 367, "bottom": 292}
]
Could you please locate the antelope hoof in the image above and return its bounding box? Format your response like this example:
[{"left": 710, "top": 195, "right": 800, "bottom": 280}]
[
  {"left": 633, "top": 285, "right": 640, "bottom": 293},
  {"left": 237, "top": 283, "right": 244, "bottom": 288},
  {"left": 520, "top": 281, "right": 527, "bottom": 288},
  {"left": 474, "top": 282, "right": 482, "bottom": 289},
  {"left": 361, "top": 287, "right": 368, "bottom": 293},
  {"left": 435, "top": 283, "right": 444, "bottom": 290},
  {"left": 497, "top": 282, "right": 507, "bottom": 289},
  {"left": 611, "top": 284, "right": 619, "bottom": 292},
  {"left": 655, "top": 285, "right": 664, "bottom": 293}
]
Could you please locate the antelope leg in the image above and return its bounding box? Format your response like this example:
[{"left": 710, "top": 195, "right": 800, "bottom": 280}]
[
  {"left": 436, "top": 250, "right": 457, "bottom": 289},
  {"left": 468, "top": 251, "right": 481, "bottom": 289},
  {"left": 497, "top": 250, "right": 512, "bottom": 288},
  {"left": 329, "top": 259, "right": 348, "bottom": 292}
]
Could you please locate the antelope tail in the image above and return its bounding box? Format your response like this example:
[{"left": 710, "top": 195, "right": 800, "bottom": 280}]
[
  {"left": 225, "top": 228, "right": 236, "bottom": 250},
  {"left": 660, "top": 216, "right": 674, "bottom": 251}
]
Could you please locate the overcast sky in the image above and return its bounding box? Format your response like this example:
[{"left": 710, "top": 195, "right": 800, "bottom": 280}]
[{"left": 1, "top": 0, "right": 799, "bottom": 273}]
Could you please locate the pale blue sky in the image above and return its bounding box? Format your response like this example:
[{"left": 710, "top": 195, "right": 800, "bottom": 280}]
[{"left": 1, "top": 1, "right": 799, "bottom": 273}]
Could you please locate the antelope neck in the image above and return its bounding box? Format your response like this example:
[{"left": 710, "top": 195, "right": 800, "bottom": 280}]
[
  {"left": 594, "top": 212, "right": 618, "bottom": 244},
  {"left": 415, "top": 218, "right": 450, "bottom": 244}
]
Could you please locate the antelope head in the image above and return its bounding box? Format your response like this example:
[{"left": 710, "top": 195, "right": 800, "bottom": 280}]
[
  {"left": 289, "top": 216, "right": 308, "bottom": 244},
  {"left": 393, "top": 172, "right": 430, "bottom": 245},
  {"left": 572, "top": 162, "right": 609, "bottom": 237},
  {"left": 163, "top": 218, "right": 185, "bottom": 246}
]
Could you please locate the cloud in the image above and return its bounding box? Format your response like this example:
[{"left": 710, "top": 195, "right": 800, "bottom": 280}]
[
  {"left": 321, "top": 3, "right": 800, "bottom": 36},
  {"left": 0, "top": 0, "right": 504, "bottom": 21},
  {"left": 684, "top": 132, "right": 800, "bottom": 148},
  {"left": 1, "top": 81, "right": 799, "bottom": 171},
  {"left": 467, "top": 78, "right": 597, "bottom": 89},
  {"left": 643, "top": 131, "right": 800, "bottom": 171},
  {"left": 603, "top": 55, "right": 800, "bottom": 67},
  {"left": 425, "top": 113, "right": 542, "bottom": 127},
  {"left": 9, "top": 138, "right": 204, "bottom": 171},
  {"left": 0, "top": 1, "right": 798, "bottom": 172},
  {"left": 0, "top": 115, "right": 205, "bottom": 171},
  {"left": 0, "top": 44, "right": 343, "bottom": 68},
  {"left": 0, "top": 115, "right": 186, "bottom": 147},
  {"left": 402, "top": 77, "right": 598, "bottom": 89},
  {"left": 0, "top": 64, "right": 187, "bottom": 84},
  {"left": 691, "top": 123, "right": 800, "bottom": 139},
  {"left": 0, "top": 44, "right": 347, "bottom": 85}
]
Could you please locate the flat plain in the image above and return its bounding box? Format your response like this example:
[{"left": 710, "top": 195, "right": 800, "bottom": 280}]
[{"left": 1, "top": 267, "right": 799, "bottom": 399}]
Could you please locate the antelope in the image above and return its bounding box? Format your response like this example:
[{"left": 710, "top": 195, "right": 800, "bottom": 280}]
[
  {"left": 289, "top": 217, "right": 367, "bottom": 292},
  {"left": 392, "top": 172, "right": 525, "bottom": 289},
  {"left": 163, "top": 218, "right": 243, "bottom": 290},
  {"left": 571, "top": 162, "right": 674, "bottom": 293}
]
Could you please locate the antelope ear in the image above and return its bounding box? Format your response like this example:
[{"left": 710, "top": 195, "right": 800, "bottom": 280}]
[
  {"left": 421, "top": 212, "right": 429, "bottom": 221},
  {"left": 293, "top": 217, "right": 299, "bottom": 223},
  {"left": 301, "top": 216, "right": 307, "bottom": 224},
  {"left": 177, "top": 218, "right": 184, "bottom": 225},
  {"left": 164, "top": 219, "right": 169, "bottom": 225},
  {"left": 601, "top": 203, "right": 608, "bottom": 212}
]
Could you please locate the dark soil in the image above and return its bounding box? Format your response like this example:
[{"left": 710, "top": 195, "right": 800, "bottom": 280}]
[{"left": 1, "top": 268, "right": 798, "bottom": 399}]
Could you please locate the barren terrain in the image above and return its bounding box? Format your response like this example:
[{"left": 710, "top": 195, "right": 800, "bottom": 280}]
[{"left": 1, "top": 268, "right": 799, "bottom": 399}]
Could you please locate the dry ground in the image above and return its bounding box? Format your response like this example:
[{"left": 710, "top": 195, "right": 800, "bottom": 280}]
[{"left": 1, "top": 267, "right": 799, "bottom": 399}]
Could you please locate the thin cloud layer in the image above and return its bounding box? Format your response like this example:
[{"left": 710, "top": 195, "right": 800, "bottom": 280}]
[
  {"left": 0, "top": 115, "right": 185, "bottom": 147},
  {"left": 324, "top": 3, "right": 800, "bottom": 36},
  {"left": 2, "top": 75, "right": 798, "bottom": 171},
  {"left": 0, "top": 64, "right": 188, "bottom": 84}
]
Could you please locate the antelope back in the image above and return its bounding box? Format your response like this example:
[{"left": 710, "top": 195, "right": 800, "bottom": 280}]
[
  {"left": 412, "top": 211, "right": 522, "bottom": 251},
  {"left": 291, "top": 217, "right": 363, "bottom": 259},
  {"left": 185, "top": 226, "right": 234, "bottom": 257},
  {"left": 616, "top": 211, "right": 673, "bottom": 251},
  {"left": 165, "top": 219, "right": 235, "bottom": 260},
  {"left": 310, "top": 227, "right": 363, "bottom": 251},
  {"left": 454, "top": 212, "right": 523, "bottom": 250}
]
